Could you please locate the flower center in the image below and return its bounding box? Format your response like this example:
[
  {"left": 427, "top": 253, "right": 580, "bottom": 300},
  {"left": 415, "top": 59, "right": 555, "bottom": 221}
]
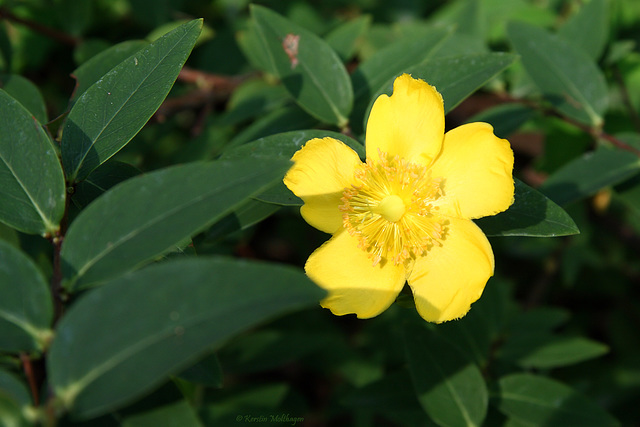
[
  {"left": 375, "top": 195, "right": 405, "bottom": 222},
  {"left": 340, "top": 150, "right": 448, "bottom": 266}
]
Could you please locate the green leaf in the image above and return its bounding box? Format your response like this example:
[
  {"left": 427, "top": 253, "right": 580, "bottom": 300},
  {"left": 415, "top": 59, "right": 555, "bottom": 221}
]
[
  {"left": 0, "top": 392, "right": 28, "bottom": 427},
  {"left": 203, "top": 199, "right": 280, "bottom": 243},
  {"left": 70, "top": 40, "right": 148, "bottom": 104},
  {"left": 72, "top": 161, "right": 140, "bottom": 208},
  {"left": 177, "top": 354, "right": 223, "bottom": 388},
  {"left": 343, "top": 369, "right": 431, "bottom": 426},
  {"left": 350, "top": 27, "right": 452, "bottom": 133},
  {"left": 0, "top": 240, "right": 53, "bottom": 352},
  {"left": 615, "top": 172, "right": 640, "bottom": 215},
  {"left": 404, "top": 324, "right": 488, "bottom": 427},
  {"left": 539, "top": 147, "right": 640, "bottom": 206},
  {"left": 503, "top": 336, "right": 609, "bottom": 369},
  {"left": 434, "top": 280, "right": 509, "bottom": 366},
  {"left": 507, "top": 21, "right": 608, "bottom": 127},
  {"left": 61, "top": 19, "right": 203, "bottom": 182},
  {"left": 0, "top": 89, "right": 66, "bottom": 235},
  {"left": 0, "top": 369, "right": 31, "bottom": 407},
  {"left": 476, "top": 179, "right": 580, "bottom": 237},
  {"left": 122, "top": 399, "right": 203, "bottom": 427},
  {"left": 508, "top": 306, "right": 570, "bottom": 332},
  {"left": 61, "top": 157, "right": 291, "bottom": 291},
  {"left": 226, "top": 104, "right": 317, "bottom": 149},
  {"left": 467, "top": 103, "right": 535, "bottom": 138},
  {"left": 324, "top": 15, "right": 371, "bottom": 62},
  {"left": 0, "top": 74, "right": 47, "bottom": 123},
  {"left": 361, "top": 52, "right": 517, "bottom": 130},
  {"left": 497, "top": 374, "right": 620, "bottom": 426},
  {"left": 410, "top": 52, "right": 518, "bottom": 114},
  {"left": 221, "top": 129, "right": 364, "bottom": 206},
  {"left": 558, "top": 0, "right": 608, "bottom": 60},
  {"left": 48, "top": 257, "right": 325, "bottom": 419},
  {"left": 250, "top": 5, "right": 353, "bottom": 127}
]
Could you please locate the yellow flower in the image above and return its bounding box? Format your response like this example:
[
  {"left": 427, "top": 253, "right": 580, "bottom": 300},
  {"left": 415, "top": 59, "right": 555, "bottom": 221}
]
[{"left": 284, "top": 74, "right": 514, "bottom": 323}]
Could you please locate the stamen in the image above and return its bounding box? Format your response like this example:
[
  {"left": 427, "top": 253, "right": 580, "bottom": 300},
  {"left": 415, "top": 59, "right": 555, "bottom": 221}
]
[{"left": 340, "top": 151, "right": 448, "bottom": 266}]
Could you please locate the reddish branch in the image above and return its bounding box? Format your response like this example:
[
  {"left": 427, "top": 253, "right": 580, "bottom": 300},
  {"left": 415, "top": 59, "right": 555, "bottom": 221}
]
[
  {"left": 0, "top": 7, "right": 80, "bottom": 46},
  {"left": 496, "top": 92, "right": 640, "bottom": 157},
  {"left": 154, "top": 69, "right": 249, "bottom": 130},
  {"left": 20, "top": 353, "right": 40, "bottom": 406}
]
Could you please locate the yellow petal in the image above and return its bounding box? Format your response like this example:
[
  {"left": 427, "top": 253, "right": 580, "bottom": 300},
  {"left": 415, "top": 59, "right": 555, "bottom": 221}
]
[
  {"left": 431, "top": 122, "right": 514, "bottom": 219},
  {"left": 365, "top": 74, "right": 444, "bottom": 165},
  {"left": 284, "top": 137, "right": 362, "bottom": 234},
  {"left": 306, "top": 230, "right": 407, "bottom": 319},
  {"left": 407, "top": 218, "right": 494, "bottom": 323}
]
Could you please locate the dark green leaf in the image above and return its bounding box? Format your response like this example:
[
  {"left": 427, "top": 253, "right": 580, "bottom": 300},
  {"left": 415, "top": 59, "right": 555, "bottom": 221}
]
[
  {"left": 343, "top": 369, "right": 434, "bottom": 427},
  {"left": 404, "top": 324, "right": 488, "bottom": 427},
  {"left": 122, "top": 399, "right": 203, "bottom": 427},
  {"left": 508, "top": 306, "right": 570, "bottom": 332},
  {"left": 221, "top": 129, "right": 364, "bottom": 206},
  {"left": 226, "top": 104, "right": 317, "bottom": 149},
  {"left": 503, "top": 336, "right": 608, "bottom": 369},
  {"left": 70, "top": 40, "right": 148, "bottom": 104},
  {"left": 0, "top": 90, "right": 66, "bottom": 235},
  {"left": 72, "top": 161, "right": 140, "bottom": 208},
  {"left": 236, "top": 20, "right": 273, "bottom": 73},
  {"left": 0, "top": 369, "right": 31, "bottom": 406},
  {"left": 0, "top": 392, "right": 28, "bottom": 427},
  {"left": 350, "top": 27, "right": 452, "bottom": 133},
  {"left": 0, "top": 240, "right": 53, "bottom": 352},
  {"left": 539, "top": 147, "right": 640, "bottom": 206},
  {"left": 61, "top": 19, "right": 202, "bottom": 182},
  {"left": 324, "top": 15, "right": 371, "bottom": 62},
  {"left": 411, "top": 52, "right": 517, "bottom": 114},
  {"left": 467, "top": 103, "right": 535, "bottom": 138},
  {"left": 0, "top": 74, "right": 47, "bottom": 123},
  {"left": 507, "top": 21, "right": 608, "bottom": 126},
  {"left": 558, "top": 0, "right": 608, "bottom": 60},
  {"left": 61, "top": 158, "right": 291, "bottom": 291},
  {"left": 497, "top": 374, "right": 620, "bottom": 426},
  {"left": 361, "top": 53, "right": 517, "bottom": 131},
  {"left": 48, "top": 257, "right": 325, "bottom": 419},
  {"left": 250, "top": 5, "right": 353, "bottom": 127},
  {"left": 476, "top": 179, "right": 579, "bottom": 237},
  {"left": 615, "top": 172, "right": 640, "bottom": 215},
  {"left": 177, "top": 354, "right": 223, "bottom": 388},
  {"left": 434, "top": 280, "right": 510, "bottom": 365},
  {"left": 204, "top": 199, "right": 280, "bottom": 243}
]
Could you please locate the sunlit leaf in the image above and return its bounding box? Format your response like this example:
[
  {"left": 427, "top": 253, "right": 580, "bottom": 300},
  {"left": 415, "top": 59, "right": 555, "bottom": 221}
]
[
  {"left": 221, "top": 129, "right": 364, "bottom": 206},
  {"left": 539, "top": 146, "right": 640, "bottom": 206},
  {"left": 0, "top": 240, "right": 53, "bottom": 352},
  {"left": 476, "top": 179, "right": 579, "bottom": 237},
  {"left": 250, "top": 5, "right": 353, "bottom": 127},
  {"left": 48, "top": 257, "right": 325, "bottom": 419},
  {"left": 61, "top": 157, "right": 290, "bottom": 290},
  {"left": 0, "top": 74, "right": 47, "bottom": 123},
  {"left": 507, "top": 21, "right": 608, "bottom": 126},
  {"left": 558, "top": 0, "right": 608, "bottom": 60},
  {"left": 0, "top": 89, "right": 65, "bottom": 235},
  {"left": 61, "top": 19, "right": 202, "bottom": 182}
]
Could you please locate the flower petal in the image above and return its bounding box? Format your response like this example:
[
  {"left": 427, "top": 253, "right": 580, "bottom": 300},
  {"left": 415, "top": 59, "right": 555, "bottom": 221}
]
[
  {"left": 431, "top": 122, "right": 514, "bottom": 219},
  {"left": 284, "top": 137, "right": 362, "bottom": 234},
  {"left": 306, "top": 230, "right": 407, "bottom": 318},
  {"left": 408, "top": 218, "right": 494, "bottom": 323},
  {"left": 365, "top": 74, "right": 444, "bottom": 165}
]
